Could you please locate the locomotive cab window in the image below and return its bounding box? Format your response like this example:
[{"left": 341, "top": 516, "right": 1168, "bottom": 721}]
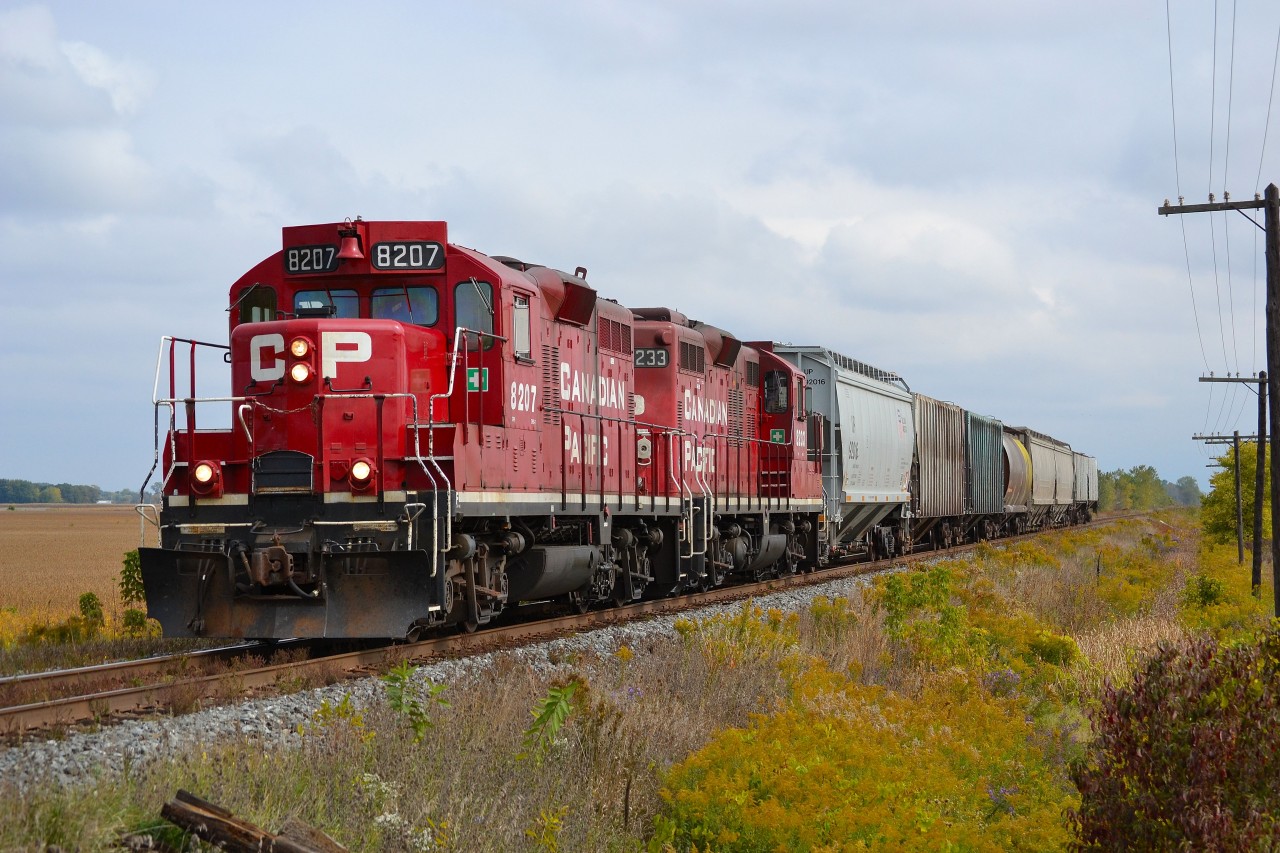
[
  {"left": 764, "top": 370, "right": 790, "bottom": 414},
  {"left": 236, "top": 285, "right": 277, "bottom": 324},
  {"left": 294, "top": 289, "right": 358, "bottom": 318},
  {"left": 456, "top": 279, "right": 495, "bottom": 350},
  {"left": 512, "top": 293, "right": 531, "bottom": 360},
  {"left": 371, "top": 286, "right": 438, "bottom": 326}
]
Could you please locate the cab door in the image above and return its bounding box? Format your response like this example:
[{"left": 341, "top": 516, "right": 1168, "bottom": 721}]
[{"left": 507, "top": 290, "right": 541, "bottom": 433}]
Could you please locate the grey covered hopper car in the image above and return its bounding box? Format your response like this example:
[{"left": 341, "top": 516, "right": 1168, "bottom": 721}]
[
  {"left": 772, "top": 345, "right": 914, "bottom": 561},
  {"left": 768, "top": 344, "right": 1098, "bottom": 560}
]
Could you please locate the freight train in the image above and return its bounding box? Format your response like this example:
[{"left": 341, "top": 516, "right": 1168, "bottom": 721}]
[{"left": 138, "top": 218, "right": 1098, "bottom": 639}]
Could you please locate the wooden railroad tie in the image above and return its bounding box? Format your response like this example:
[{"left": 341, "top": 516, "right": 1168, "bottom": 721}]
[{"left": 129, "top": 789, "right": 347, "bottom": 853}]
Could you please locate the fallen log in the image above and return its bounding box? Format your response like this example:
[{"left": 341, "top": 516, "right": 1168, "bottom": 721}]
[{"left": 157, "top": 790, "right": 346, "bottom": 853}]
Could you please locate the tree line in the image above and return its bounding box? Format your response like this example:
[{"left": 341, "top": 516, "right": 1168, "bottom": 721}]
[
  {"left": 0, "top": 479, "right": 158, "bottom": 505},
  {"left": 1098, "top": 465, "right": 1201, "bottom": 512}
]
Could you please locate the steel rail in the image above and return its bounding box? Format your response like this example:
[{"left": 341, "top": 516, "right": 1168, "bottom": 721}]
[{"left": 0, "top": 512, "right": 1144, "bottom": 735}]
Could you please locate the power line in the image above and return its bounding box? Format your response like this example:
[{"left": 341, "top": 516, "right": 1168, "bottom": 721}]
[
  {"left": 1254, "top": 14, "right": 1280, "bottom": 193},
  {"left": 1224, "top": 0, "right": 1240, "bottom": 376},
  {"left": 1207, "top": 2, "right": 1232, "bottom": 374},
  {"left": 1167, "top": 0, "right": 1212, "bottom": 371}
]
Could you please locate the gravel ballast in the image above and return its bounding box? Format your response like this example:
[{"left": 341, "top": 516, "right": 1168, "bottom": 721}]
[{"left": 0, "top": 570, "right": 883, "bottom": 793}]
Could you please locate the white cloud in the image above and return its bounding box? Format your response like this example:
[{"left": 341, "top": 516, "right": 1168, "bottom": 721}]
[
  {"left": 61, "top": 40, "right": 153, "bottom": 116},
  {"left": 0, "top": 0, "right": 1268, "bottom": 490},
  {"left": 0, "top": 5, "right": 59, "bottom": 71}
]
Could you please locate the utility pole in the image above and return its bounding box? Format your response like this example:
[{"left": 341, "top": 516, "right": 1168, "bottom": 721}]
[
  {"left": 1258, "top": 373, "right": 1267, "bottom": 595},
  {"left": 1235, "top": 430, "right": 1244, "bottom": 564},
  {"left": 1192, "top": 431, "right": 1256, "bottom": 565},
  {"left": 1164, "top": 184, "right": 1280, "bottom": 616},
  {"left": 1199, "top": 375, "right": 1268, "bottom": 592}
]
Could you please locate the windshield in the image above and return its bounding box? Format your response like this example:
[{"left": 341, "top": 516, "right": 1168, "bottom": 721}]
[
  {"left": 294, "top": 289, "right": 359, "bottom": 318},
  {"left": 371, "top": 286, "right": 439, "bottom": 325}
]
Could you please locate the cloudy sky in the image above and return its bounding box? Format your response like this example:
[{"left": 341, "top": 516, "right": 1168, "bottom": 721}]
[{"left": 1, "top": 1, "right": 1276, "bottom": 492}]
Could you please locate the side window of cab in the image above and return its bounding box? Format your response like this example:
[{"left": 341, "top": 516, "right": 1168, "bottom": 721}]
[
  {"left": 236, "top": 285, "right": 277, "bottom": 323},
  {"left": 763, "top": 370, "right": 790, "bottom": 414},
  {"left": 512, "top": 293, "right": 531, "bottom": 360},
  {"left": 456, "top": 279, "right": 495, "bottom": 350}
]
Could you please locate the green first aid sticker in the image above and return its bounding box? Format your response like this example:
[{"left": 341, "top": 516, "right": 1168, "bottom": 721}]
[
  {"left": 466, "top": 367, "right": 489, "bottom": 392},
  {"left": 770, "top": 428, "right": 786, "bottom": 443}
]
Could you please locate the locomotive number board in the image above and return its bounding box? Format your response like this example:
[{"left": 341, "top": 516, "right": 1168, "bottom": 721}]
[
  {"left": 371, "top": 241, "right": 445, "bottom": 271},
  {"left": 284, "top": 245, "right": 339, "bottom": 274},
  {"left": 634, "top": 348, "right": 670, "bottom": 367}
]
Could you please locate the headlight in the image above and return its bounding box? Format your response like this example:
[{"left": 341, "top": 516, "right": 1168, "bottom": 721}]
[
  {"left": 290, "top": 337, "right": 311, "bottom": 357},
  {"left": 290, "top": 362, "right": 312, "bottom": 383},
  {"left": 190, "top": 461, "right": 221, "bottom": 495},
  {"left": 350, "top": 459, "right": 373, "bottom": 484}
]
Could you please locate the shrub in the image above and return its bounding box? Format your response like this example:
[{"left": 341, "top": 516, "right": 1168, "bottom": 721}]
[
  {"left": 381, "top": 661, "right": 448, "bottom": 743},
  {"left": 1027, "top": 630, "right": 1079, "bottom": 667},
  {"left": 662, "top": 666, "right": 1078, "bottom": 851},
  {"left": 1182, "top": 573, "right": 1226, "bottom": 609},
  {"left": 119, "top": 549, "right": 145, "bottom": 606},
  {"left": 520, "top": 677, "right": 584, "bottom": 765},
  {"left": 1070, "top": 625, "right": 1280, "bottom": 849},
  {"left": 77, "top": 592, "right": 103, "bottom": 627},
  {"left": 120, "top": 608, "right": 152, "bottom": 638}
]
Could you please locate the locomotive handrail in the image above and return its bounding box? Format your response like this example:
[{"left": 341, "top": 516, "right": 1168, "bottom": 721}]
[
  {"left": 134, "top": 502, "right": 160, "bottom": 548},
  {"left": 664, "top": 431, "right": 707, "bottom": 560},
  {"left": 149, "top": 336, "right": 231, "bottom": 405},
  {"left": 237, "top": 404, "right": 253, "bottom": 445},
  {"left": 319, "top": 390, "right": 442, "bottom": 575},
  {"left": 698, "top": 427, "right": 807, "bottom": 513},
  {"left": 435, "top": 326, "right": 508, "bottom": 431},
  {"left": 425, "top": 325, "right": 504, "bottom": 563},
  {"left": 545, "top": 403, "right": 703, "bottom": 562},
  {"left": 691, "top": 434, "right": 714, "bottom": 548},
  {"left": 144, "top": 394, "right": 256, "bottom": 498},
  {"left": 142, "top": 336, "right": 235, "bottom": 500},
  {"left": 419, "top": 325, "right": 510, "bottom": 560}
]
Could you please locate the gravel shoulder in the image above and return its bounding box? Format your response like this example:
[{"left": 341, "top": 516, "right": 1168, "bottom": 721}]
[{"left": 0, "top": 570, "right": 886, "bottom": 793}]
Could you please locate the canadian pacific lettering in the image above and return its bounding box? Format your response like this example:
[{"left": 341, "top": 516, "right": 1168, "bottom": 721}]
[{"left": 560, "top": 362, "right": 627, "bottom": 412}]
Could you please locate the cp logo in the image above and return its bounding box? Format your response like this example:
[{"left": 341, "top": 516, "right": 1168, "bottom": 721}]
[{"left": 249, "top": 331, "right": 372, "bottom": 382}]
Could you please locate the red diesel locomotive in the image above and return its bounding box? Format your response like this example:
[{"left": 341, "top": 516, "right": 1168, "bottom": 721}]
[{"left": 139, "top": 219, "right": 823, "bottom": 638}]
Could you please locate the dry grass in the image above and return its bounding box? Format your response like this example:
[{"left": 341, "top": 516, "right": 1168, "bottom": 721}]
[
  {"left": 0, "top": 511, "right": 1241, "bottom": 851},
  {"left": 0, "top": 505, "right": 144, "bottom": 618},
  {"left": 1070, "top": 615, "right": 1189, "bottom": 696}
]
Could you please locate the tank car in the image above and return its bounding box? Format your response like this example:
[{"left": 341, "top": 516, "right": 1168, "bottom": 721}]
[{"left": 138, "top": 219, "right": 822, "bottom": 640}]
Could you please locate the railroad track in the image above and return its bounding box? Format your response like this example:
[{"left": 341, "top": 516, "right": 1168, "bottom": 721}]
[{"left": 0, "top": 513, "right": 1148, "bottom": 737}]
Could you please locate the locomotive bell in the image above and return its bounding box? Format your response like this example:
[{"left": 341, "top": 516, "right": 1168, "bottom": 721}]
[{"left": 336, "top": 221, "right": 365, "bottom": 260}]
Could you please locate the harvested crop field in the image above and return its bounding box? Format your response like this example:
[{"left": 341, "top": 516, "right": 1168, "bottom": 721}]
[{"left": 0, "top": 505, "right": 143, "bottom": 618}]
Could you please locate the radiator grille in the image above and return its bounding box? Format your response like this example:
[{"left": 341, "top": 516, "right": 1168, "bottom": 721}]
[
  {"left": 679, "top": 341, "right": 705, "bottom": 373},
  {"left": 728, "top": 389, "right": 744, "bottom": 438},
  {"left": 597, "top": 317, "right": 633, "bottom": 355},
  {"left": 541, "top": 344, "right": 561, "bottom": 425}
]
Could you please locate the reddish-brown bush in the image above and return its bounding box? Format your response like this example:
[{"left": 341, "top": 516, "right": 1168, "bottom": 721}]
[{"left": 1070, "top": 625, "right": 1280, "bottom": 849}]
